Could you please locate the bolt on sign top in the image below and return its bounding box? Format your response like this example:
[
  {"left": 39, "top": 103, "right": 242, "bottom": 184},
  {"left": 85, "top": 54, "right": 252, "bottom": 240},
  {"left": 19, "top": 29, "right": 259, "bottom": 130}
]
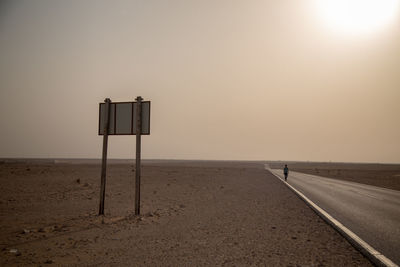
[{"left": 98, "top": 101, "right": 150, "bottom": 135}]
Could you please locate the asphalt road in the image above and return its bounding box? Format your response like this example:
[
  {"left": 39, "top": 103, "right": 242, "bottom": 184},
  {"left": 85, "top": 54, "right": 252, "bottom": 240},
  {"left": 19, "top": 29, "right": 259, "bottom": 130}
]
[{"left": 269, "top": 169, "right": 400, "bottom": 265}]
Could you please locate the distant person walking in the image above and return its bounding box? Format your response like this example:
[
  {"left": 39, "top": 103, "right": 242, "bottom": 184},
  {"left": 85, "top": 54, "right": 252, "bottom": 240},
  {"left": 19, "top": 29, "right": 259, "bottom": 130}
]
[{"left": 283, "top": 164, "right": 289, "bottom": 181}]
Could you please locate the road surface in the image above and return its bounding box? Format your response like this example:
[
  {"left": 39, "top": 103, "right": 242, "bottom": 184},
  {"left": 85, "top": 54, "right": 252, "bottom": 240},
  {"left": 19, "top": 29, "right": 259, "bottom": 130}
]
[{"left": 269, "top": 168, "right": 400, "bottom": 265}]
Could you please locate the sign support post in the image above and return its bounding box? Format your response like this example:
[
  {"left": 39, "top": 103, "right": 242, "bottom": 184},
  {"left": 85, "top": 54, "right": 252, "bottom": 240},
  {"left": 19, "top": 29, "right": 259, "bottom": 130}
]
[
  {"left": 135, "top": 96, "right": 143, "bottom": 215},
  {"left": 99, "top": 98, "right": 111, "bottom": 215}
]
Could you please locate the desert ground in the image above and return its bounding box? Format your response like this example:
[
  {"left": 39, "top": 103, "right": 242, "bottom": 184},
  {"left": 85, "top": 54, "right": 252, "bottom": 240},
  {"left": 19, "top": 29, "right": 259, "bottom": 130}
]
[
  {"left": 268, "top": 161, "right": 400, "bottom": 191},
  {"left": 0, "top": 160, "right": 375, "bottom": 266}
]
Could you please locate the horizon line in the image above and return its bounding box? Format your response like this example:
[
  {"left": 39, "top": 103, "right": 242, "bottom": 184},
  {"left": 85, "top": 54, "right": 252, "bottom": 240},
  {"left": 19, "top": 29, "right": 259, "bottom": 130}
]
[{"left": 0, "top": 157, "right": 399, "bottom": 165}]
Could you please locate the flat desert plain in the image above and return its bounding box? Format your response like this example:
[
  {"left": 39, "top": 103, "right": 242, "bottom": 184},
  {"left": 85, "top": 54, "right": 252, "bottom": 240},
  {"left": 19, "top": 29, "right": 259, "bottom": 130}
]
[{"left": 0, "top": 160, "right": 372, "bottom": 266}]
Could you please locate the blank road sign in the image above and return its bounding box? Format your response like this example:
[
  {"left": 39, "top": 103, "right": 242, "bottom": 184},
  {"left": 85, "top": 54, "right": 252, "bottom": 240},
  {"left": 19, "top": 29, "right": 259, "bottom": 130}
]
[
  {"left": 116, "top": 103, "right": 132, "bottom": 134},
  {"left": 99, "top": 103, "right": 115, "bottom": 134},
  {"left": 98, "top": 101, "right": 150, "bottom": 135},
  {"left": 133, "top": 101, "right": 150, "bottom": 134}
]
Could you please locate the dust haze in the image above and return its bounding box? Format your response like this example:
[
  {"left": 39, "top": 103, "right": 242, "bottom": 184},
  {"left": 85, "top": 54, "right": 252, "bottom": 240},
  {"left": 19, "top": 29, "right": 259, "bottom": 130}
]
[{"left": 1, "top": 0, "right": 399, "bottom": 163}]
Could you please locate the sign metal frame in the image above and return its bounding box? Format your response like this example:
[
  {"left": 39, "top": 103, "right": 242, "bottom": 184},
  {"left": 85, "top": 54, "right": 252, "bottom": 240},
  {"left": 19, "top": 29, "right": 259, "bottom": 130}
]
[{"left": 98, "top": 101, "right": 151, "bottom": 135}]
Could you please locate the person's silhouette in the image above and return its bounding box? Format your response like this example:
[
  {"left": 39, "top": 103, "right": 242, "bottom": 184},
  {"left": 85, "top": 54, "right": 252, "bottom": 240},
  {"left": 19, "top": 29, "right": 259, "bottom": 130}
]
[{"left": 283, "top": 164, "right": 289, "bottom": 181}]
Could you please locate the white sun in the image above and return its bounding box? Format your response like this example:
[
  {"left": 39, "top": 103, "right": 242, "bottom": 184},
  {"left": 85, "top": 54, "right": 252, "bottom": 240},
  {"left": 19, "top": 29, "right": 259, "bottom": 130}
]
[{"left": 315, "top": 0, "right": 399, "bottom": 35}]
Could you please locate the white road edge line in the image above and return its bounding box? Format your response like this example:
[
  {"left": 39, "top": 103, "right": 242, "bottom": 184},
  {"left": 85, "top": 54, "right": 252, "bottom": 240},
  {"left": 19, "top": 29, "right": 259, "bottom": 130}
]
[{"left": 265, "top": 165, "right": 398, "bottom": 267}]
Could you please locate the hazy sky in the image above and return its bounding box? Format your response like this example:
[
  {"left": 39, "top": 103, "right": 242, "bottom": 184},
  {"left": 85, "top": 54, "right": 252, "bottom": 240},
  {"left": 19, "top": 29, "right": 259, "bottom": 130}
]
[{"left": 1, "top": 0, "right": 399, "bottom": 163}]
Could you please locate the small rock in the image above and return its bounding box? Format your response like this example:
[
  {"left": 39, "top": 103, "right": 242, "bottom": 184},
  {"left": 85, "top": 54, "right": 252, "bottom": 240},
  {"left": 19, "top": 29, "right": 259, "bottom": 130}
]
[
  {"left": 291, "top": 236, "right": 297, "bottom": 240},
  {"left": 22, "top": 229, "right": 30, "bottom": 234},
  {"left": 9, "top": 249, "right": 21, "bottom": 256},
  {"left": 44, "top": 259, "right": 53, "bottom": 264},
  {"left": 271, "top": 226, "right": 276, "bottom": 229},
  {"left": 26, "top": 168, "right": 31, "bottom": 171},
  {"left": 76, "top": 178, "right": 80, "bottom": 184},
  {"left": 38, "top": 228, "right": 45, "bottom": 233}
]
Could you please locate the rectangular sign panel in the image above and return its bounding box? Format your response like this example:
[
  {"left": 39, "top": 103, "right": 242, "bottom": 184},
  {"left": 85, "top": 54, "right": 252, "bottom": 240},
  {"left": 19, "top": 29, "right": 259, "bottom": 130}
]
[
  {"left": 116, "top": 102, "right": 132, "bottom": 134},
  {"left": 133, "top": 101, "right": 150, "bottom": 135},
  {"left": 98, "top": 101, "right": 150, "bottom": 135},
  {"left": 99, "top": 103, "right": 115, "bottom": 135}
]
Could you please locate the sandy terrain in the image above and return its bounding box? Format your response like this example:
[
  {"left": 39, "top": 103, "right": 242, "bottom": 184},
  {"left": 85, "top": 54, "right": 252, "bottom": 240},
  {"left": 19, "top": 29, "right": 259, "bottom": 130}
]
[
  {"left": 269, "top": 161, "right": 400, "bottom": 191},
  {"left": 0, "top": 160, "right": 371, "bottom": 266}
]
